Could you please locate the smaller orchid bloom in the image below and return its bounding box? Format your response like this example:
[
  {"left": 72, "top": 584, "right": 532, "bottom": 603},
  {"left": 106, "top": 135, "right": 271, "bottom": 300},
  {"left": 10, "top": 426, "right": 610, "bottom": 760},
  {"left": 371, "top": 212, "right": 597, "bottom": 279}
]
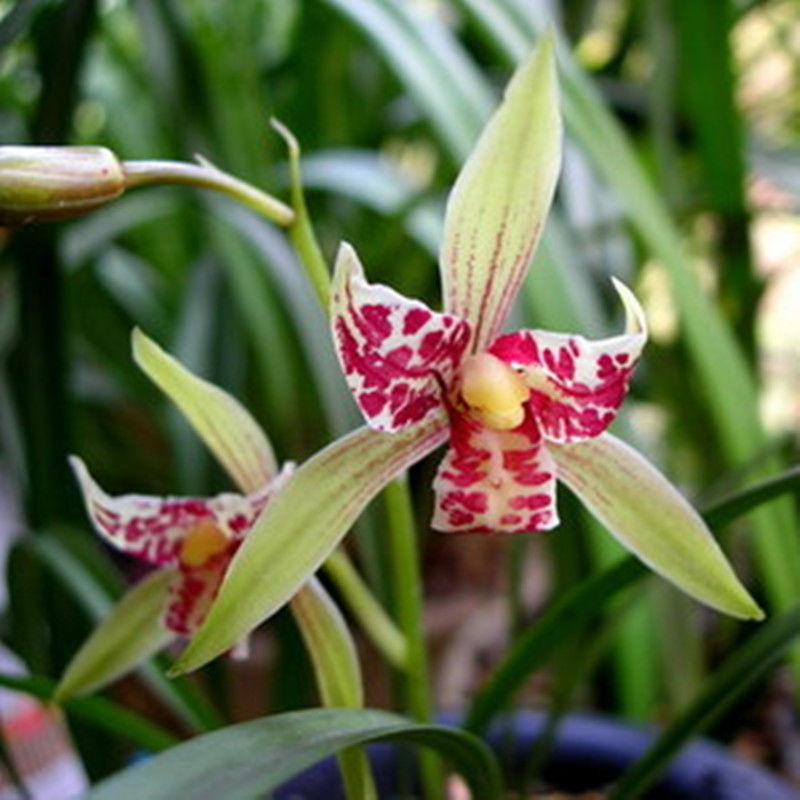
[
  {"left": 70, "top": 457, "right": 291, "bottom": 637},
  {"left": 56, "top": 330, "right": 296, "bottom": 700}
]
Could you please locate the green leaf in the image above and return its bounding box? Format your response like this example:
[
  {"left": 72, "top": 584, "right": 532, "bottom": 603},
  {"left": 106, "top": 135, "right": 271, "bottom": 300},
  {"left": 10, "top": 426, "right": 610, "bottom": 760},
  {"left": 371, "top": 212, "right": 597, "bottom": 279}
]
[
  {"left": 465, "top": 557, "right": 645, "bottom": 734},
  {"left": 54, "top": 569, "right": 175, "bottom": 701},
  {"left": 132, "top": 327, "right": 277, "bottom": 493},
  {"left": 86, "top": 708, "right": 502, "bottom": 800},
  {"left": 440, "top": 32, "right": 561, "bottom": 351},
  {"left": 609, "top": 604, "right": 800, "bottom": 800},
  {"left": 703, "top": 465, "right": 800, "bottom": 527},
  {"left": 552, "top": 434, "right": 762, "bottom": 620},
  {"left": 324, "top": 0, "right": 482, "bottom": 160},
  {"left": 465, "top": 463, "right": 800, "bottom": 734},
  {"left": 172, "top": 419, "right": 448, "bottom": 674}
]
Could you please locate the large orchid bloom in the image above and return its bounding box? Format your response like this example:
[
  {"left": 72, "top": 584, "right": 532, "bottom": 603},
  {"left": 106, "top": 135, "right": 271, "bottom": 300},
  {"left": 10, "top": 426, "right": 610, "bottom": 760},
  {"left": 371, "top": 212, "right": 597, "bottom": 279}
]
[
  {"left": 331, "top": 35, "right": 647, "bottom": 535},
  {"left": 70, "top": 456, "right": 291, "bottom": 636},
  {"left": 332, "top": 244, "right": 645, "bottom": 534},
  {"left": 173, "top": 38, "right": 761, "bottom": 676}
]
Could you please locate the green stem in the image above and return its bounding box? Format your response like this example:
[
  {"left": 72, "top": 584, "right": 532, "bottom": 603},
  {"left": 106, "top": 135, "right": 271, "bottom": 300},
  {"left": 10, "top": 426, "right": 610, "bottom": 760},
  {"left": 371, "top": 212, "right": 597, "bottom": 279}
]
[
  {"left": 121, "top": 159, "right": 294, "bottom": 227},
  {"left": 270, "top": 123, "right": 437, "bottom": 792},
  {"left": 324, "top": 550, "right": 408, "bottom": 670},
  {"left": 270, "top": 118, "right": 332, "bottom": 309},
  {"left": 384, "top": 477, "right": 442, "bottom": 800}
]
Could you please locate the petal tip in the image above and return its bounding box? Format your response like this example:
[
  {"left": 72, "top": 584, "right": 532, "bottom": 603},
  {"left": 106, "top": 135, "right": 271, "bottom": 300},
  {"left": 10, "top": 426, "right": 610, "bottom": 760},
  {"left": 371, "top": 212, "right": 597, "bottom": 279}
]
[
  {"left": 68, "top": 454, "right": 96, "bottom": 498},
  {"left": 610, "top": 277, "right": 648, "bottom": 339},
  {"left": 332, "top": 241, "right": 365, "bottom": 303},
  {"left": 130, "top": 324, "right": 154, "bottom": 358},
  {"left": 733, "top": 594, "right": 765, "bottom": 622}
]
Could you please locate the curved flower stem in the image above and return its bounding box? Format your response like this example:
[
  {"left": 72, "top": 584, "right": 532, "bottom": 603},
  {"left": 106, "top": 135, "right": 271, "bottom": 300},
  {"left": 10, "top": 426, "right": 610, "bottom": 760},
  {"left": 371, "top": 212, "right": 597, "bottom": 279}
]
[
  {"left": 270, "top": 118, "right": 332, "bottom": 309},
  {"left": 384, "top": 477, "right": 443, "bottom": 800},
  {"left": 121, "top": 159, "right": 295, "bottom": 227}
]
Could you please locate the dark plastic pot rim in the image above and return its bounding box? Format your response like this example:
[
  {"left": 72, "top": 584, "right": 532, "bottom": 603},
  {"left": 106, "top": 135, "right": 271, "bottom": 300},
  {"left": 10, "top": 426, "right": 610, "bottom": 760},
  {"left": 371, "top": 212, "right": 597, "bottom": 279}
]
[{"left": 275, "top": 710, "right": 799, "bottom": 799}]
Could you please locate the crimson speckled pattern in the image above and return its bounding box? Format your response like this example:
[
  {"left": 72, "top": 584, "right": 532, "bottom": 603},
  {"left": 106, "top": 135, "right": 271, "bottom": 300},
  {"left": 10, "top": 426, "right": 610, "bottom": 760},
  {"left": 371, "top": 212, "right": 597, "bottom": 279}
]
[
  {"left": 489, "top": 329, "right": 638, "bottom": 444},
  {"left": 331, "top": 246, "right": 646, "bottom": 535},
  {"left": 432, "top": 407, "right": 558, "bottom": 533},
  {"left": 70, "top": 457, "right": 283, "bottom": 635},
  {"left": 333, "top": 250, "right": 471, "bottom": 432}
]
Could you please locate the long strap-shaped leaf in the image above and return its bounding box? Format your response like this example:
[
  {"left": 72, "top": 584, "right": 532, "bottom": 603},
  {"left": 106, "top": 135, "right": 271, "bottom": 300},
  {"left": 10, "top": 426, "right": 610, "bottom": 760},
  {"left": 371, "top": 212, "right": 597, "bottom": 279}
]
[
  {"left": 86, "top": 708, "right": 502, "bottom": 800},
  {"left": 464, "top": 464, "right": 800, "bottom": 733},
  {"left": 609, "top": 604, "right": 800, "bottom": 800}
]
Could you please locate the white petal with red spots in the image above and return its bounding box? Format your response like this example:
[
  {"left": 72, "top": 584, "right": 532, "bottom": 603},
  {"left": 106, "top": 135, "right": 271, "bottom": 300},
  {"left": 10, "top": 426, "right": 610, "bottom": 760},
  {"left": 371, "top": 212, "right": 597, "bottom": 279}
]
[
  {"left": 331, "top": 243, "right": 471, "bottom": 433},
  {"left": 432, "top": 408, "right": 558, "bottom": 533},
  {"left": 489, "top": 280, "right": 647, "bottom": 444},
  {"left": 69, "top": 456, "right": 284, "bottom": 566}
]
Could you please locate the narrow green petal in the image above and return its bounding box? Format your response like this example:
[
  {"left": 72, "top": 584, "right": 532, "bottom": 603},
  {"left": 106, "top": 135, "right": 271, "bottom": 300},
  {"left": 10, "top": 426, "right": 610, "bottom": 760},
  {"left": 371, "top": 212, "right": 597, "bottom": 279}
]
[
  {"left": 172, "top": 417, "right": 448, "bottom": 674},
  {"left": 132, "top": 328, "right": 277, "bottom": 493},
  {"left": 439, "top": 32, "right": 562, "bottom": 351},
  {"left": 292, "top": 578, "right": 377, "bottom": 800},
  {"left": 54, "top": 569, "right": 176, "bottom": 701},
  {"left": 552, "top": 434, "right": 763, "bottom": 620},
  {"left": 293, "top": 578, "right": 362, "bottom": 707}
]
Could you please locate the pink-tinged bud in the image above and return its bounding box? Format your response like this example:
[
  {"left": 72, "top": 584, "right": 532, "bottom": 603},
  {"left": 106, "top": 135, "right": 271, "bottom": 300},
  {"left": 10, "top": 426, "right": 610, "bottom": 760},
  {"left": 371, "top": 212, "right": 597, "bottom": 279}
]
[{"left": 0, "top": 146, "right": 125, "bottom": 225}]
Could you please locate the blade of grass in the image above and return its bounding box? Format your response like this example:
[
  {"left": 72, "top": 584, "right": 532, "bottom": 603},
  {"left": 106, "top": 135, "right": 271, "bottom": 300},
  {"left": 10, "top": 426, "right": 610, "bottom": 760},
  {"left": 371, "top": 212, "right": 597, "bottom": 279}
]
[
  {"left": 609, "top": 604, "right": 800, "bottom": 800},
  {"left": 323, "top": 0, "right": 480, "bottom": 160}
]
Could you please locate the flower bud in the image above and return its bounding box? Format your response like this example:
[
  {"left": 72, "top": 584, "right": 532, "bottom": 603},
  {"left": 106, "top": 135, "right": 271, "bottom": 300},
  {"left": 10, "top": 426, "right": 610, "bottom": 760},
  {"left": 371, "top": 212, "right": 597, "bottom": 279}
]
[{"left": 0, "top": 146, "right": 125, "bottom": 225}]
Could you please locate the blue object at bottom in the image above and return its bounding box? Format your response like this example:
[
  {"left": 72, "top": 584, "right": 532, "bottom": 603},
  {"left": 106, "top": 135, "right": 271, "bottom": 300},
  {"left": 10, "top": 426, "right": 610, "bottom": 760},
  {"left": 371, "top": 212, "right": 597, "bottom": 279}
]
[{"left": 275, "top": 711, "right": 799, "bottom": 799}]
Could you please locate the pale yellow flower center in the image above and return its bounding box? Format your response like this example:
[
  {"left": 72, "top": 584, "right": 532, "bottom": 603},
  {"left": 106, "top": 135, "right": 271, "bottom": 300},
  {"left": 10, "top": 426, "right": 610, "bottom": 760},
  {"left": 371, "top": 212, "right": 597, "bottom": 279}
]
[
  {"left": 180, "top": 521, "right": 229, "bottom": 568},
  {"left": 460, "top": 352, "right": 529, "bottom": 431}
]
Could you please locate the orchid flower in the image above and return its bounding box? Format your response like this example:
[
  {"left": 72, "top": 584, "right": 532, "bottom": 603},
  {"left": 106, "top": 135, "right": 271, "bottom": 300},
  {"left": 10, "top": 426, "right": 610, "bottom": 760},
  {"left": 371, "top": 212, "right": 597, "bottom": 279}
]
[
  {"left": 69, "top": 456, "right": 291, "bottom": 638},
  {"left": 173, "top": 37, "right": 760, "bottom": 676},
  {"left": 68, "top": 327, "right": 293, "bottom": 640},
  {"left": 332, "top": 245, "right": 645, "bottom": 534},
  {"left": 55, "top": 331, "right": 296, "bottom": 699}
]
